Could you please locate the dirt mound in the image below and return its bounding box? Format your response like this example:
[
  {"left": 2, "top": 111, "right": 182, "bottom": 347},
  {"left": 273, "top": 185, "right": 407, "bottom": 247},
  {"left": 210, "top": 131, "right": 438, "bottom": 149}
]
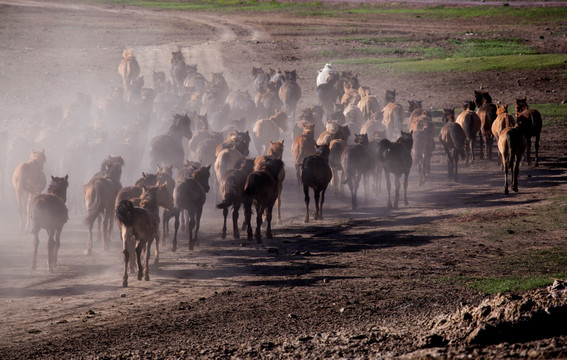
[{"left": 420, "top": 280, "right": 567, "bottom": 348}]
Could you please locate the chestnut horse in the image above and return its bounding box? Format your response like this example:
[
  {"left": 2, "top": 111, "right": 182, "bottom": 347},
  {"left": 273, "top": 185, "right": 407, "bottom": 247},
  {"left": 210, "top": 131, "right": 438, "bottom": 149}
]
[
  {"left": 474, "top": 90, "right": 497, "bottom": 160},
  {"left": 456, "top": 101, "right": 482, "bottom": 164},
  {"left": 498, "top": 126, "right": 526, "bottom": 194},
  {"left": 292, "top": 123, "right": 317, "bottom": 189},
  {"left": 515, "top": 98, "right": 542, "bottom": 167},
  {"left": 30, "top": 175, "right": 69, "bottom": 271},
  {"left": 411, "top": 115, "right": 435, "bottom": 185},
  {"left": 279, "top": 70, "right": 302, "bottom": 123},
  {"left": 12, "top": 150, "right": 47, "bottom": 231},
  {"left": 439, "top": 122, "right": 466, "bottom": 181}
]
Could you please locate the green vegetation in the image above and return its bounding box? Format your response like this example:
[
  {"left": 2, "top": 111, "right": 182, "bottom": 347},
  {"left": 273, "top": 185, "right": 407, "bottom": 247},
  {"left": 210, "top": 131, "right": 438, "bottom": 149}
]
[
  {"left": 450, "top": 38, "right": 537, "bottom": 58},
  {"left": 93, "top": 0, "right": 567, "bottom": 21},
  {"left": 533, "top": 103, "right": 567, "bottom": 127},
  {"left": 335, "top": 54, "right": 567, "bottom": 74}
]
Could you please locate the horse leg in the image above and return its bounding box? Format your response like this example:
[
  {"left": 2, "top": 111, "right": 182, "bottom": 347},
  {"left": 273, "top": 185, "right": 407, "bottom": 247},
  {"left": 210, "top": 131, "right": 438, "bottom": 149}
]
[
  {"left": 385, "top": 172, "right": 393, "bottom": 209},
  {"left": 172, "top": 211, "right": 180, "bottom": 252},
  {"left": 87, "top": 222, "right": 94, "bottom": 256},
  {"left": 153, "top": 230, "right": 160, "bottom": 265},
  {"left": 144, "top": 238, "right": 152, "bottom": 281},
  {"left": 121, "top": 227, "right": 131, "bottom": 287},
  {"left": 135, "top": 241, "right": 143, "bottom": 281},
  {"left": 320, "top": 187, "right": 327, "bottom": 220},
  {"left": 221, "top": 207, "right": 228, "bottom": 239},
  {"left": 255, "top": 205, "right": 263, "bottom": 243},
  {"left": 181, "top": 209, "right": 186, "bottom": 232},
  {"left": 303, "top": 184, "right": 310, "bottom": 223},
  {"left": 512, "top": 154, "right": 520, "bottom": 193},
  {"left": 47, "top": 229, "right": 55, "bottom": 272},
  {"left": 403, "top": 172, "right": 409, "bottom": 206},
  {"left": 266, "top": 205, "right": 274, "bottom": 239},
  {"left": 313, "top": 189, "right": 321, "bottom": 220},
  {"left": 534, "top": 134, "right": 540, "bottom": 167},
  {"left": 394, "top": 174, "right": 401, "bottom": 208},
  {"left": 504, "top": 159, "right": 510, "bottom": 195},
  {"left": 32, "top": 230, "right": 40, "bottom": 270},
  {"left": 295, "top": 164, "right": 301, "bottom": 191},
  {"left": 194, "top": 207, "right": 203, "bottom": 247},
  {"left": 244, "top": 200, "right": 253, "bottom": 240},
  {"left": 232, "top": 204, "right": 240, "bottom": 239},
  {"left": 162, "top": 210, "right": 169, "bottom": 244},
  {"left": 352, "top": 173, "right": 361, "bottom": 210},
  {"left": 188, "top": 211, "right": 196, "bottom": 251},
  {"left": 102, "top": 213, "right": 110, "bottom": 251},
  {"left": 54, "top": 226, "right": 62, "bottom": 267},
  {"left": 276, "top": 183, "right": 283, "bottom": 224},
  {"left": 486, "top": 134, "right": 494, "bottom": 161}
]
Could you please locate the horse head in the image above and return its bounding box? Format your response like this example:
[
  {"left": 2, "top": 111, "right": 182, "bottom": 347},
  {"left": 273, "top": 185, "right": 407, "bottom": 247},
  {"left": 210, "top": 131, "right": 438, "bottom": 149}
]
[
  {"left": 384, "top": 89, "right": 396, "bottom": 104},
  {"left": 442, "top": 108, "right": 455, "bottom": 123},
  {"left": 47, "top": 175, "right": 69, "bottom": 203},
  {"left": 192, "top": 165, "right": 211, "bottom": 193}
]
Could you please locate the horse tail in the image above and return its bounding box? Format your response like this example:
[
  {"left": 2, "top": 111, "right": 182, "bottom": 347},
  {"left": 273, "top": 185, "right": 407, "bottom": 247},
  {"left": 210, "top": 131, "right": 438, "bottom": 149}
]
[
  {"left": 244, "top": 172, "right": 261, "bottom": 197},
  {"left": 115, "top": 200, "right": 135, "bottom": 227},
  {"left": 449, "top": 126, "right": 466, "bottom": 161}
]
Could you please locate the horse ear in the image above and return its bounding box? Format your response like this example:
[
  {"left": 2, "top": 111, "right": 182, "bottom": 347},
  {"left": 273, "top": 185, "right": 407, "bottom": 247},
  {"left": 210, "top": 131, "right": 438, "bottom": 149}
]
[
  {"left": 281, "top": 139, "right": 284, "bottom": 144},
  {"left": 64, "top": 175, "right": 69, "bottom": 181},
  {"left": 51, "top": 175, "right": 55, "bottom": 181},
  {"left": 206, "top": 165, "right": 211, "bottom": 170}
]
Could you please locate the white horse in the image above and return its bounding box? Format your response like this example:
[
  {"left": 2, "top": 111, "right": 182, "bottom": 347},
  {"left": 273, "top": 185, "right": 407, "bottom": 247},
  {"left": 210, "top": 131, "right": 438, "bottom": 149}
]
[{"left": 317, "top": 63, "right": 338, "bottom": 87}]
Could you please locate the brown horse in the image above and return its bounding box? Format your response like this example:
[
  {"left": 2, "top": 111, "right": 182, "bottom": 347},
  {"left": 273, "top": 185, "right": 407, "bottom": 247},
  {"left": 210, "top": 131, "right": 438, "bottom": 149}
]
[
  {"left": 215, "top": 130, "right": 251, "bottom": 157},
  {"left": 243, "top": 169, "right": 279, "bottom": 243},
  {"left": 172, "top": 165, "right": 211, "bottom": 251},
  {"left": 301, "top": 144, "right": 332, "bottom": 222},
  {"left": 292, "top": 122, "right": 317, "bottom": 189},
  {"left": 12, "top": 150, "right": 47, "bottom": 231},
  {"left": 30, "top": 175, "right": 68, "bottom": 271},
  {"left": 378, "top": 131, "right": 413, "bottom": 209},
  {"left": 498, "top": 126, "right": 527, "bottom": 194},
  {"left": 279, "top": 70, "right": 302, "bottom": 123},
  {"left": 217, "top": 158, "right": 255, "bottom": 239},
  {"left": 474, "top": 90, "right": 497, "bottom": 160},
  {"left": 456, "top": 101, "right": 482, "bottom": 164},
  {"left": 439, "top": 122, "right": 466, "bottom": 181},
  {"left": 412, "top": 115, "right": 435, "bottom": 185},
  {"left": 84, "top": 161, "right": 123, "bottom": 255},
  {"left": 118, "top": 49, "right": 141, "bottom": 102},
  {"left": 148, "top": 113, "right": 192, "bottom": 170},
  {"left": 252, "top": 110, "right": 287, "bottom": 155},
  {"left": 316, "top": 122, "right": 350, "bottom": 146},
  {"left": 252, "top": 66, "right": 271, "bottom": 94},
  {"left": 170, "top": 50, "right": 187, "bottom": 95},
  {"left": 255, "top": 81, "right": 284, "bottom": 119},
  {"left": 492, "top": 105, "right": 516, "bottom": 166},
  {"left": 254, "top": 154, "right": 285, "bottom": 224},
  {"left": 341, "top": 133, "right": 372, "bottom": 209},
  {"left": 515, "top": 98, "right": 542, "bottom": 167},
  {"left": 116, "top": 199, "right": 157, "bottom": 287}
]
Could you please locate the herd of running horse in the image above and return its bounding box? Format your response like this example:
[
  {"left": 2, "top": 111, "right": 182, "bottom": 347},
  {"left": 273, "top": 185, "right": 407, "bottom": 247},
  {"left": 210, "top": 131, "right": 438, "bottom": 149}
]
[{"left": 9, "top": 50, "right": 543, "bottom": 286}]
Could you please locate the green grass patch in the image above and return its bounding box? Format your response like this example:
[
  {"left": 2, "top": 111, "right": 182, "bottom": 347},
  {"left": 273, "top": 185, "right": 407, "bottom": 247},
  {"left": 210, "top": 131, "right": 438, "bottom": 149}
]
[
  {"left": 335, "top": 54, "right": 567, "bottom": 74},
  {"left": 532, "top": 103, "right": 567, "bottom": 127},
  {"left": 92, "top": 1, "right": 567, "bottom": 21},
  {"left": 450, "top": 38, "right": 537, "bottom": 58}
]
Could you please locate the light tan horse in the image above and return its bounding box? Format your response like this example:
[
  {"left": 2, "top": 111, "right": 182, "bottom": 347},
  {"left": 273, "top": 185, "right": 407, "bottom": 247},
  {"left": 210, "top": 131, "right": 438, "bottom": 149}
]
[
  {"left": 12, "top": 150, "right": 47, "bottom": 231},
  {"left": 498, "top": 126, "right": 526, "bottom": 194},
  {"left": 118, "top": 49, "right": 141, "bottom": 102},
  {"left": 382, "top": 91, "right": 404, "bottom": 141},
  {"left": 456, "top": 101, "right": 482, "bottom": 164}
]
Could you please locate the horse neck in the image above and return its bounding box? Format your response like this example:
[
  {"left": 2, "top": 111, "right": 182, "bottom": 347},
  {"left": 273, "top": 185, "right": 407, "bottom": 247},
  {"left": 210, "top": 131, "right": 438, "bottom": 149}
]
[
  {"left": 140, "top": 192, "right": 159, "bottom": 213},
  {"left": 47, "top": 185, "right": 67, "bottom": 203}
]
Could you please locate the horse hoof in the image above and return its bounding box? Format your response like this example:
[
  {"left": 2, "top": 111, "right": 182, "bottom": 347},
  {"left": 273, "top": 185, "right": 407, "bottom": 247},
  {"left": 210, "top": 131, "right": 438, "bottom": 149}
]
[
  {"left": 267, "top": 232, "right": 273, "bottom": 239},
  {"left": 513, "top": 187, "right": 519, "bottom": 192},
  {"left": 122, "top": 280, "right": 128, "bottom": 288},
  {"left": 85, "top": 249, "right": 92, "bottom": 256},
  {"left": 221, "top": 233, "right": 226, "bottom": 240},
  {"left": 505, "top": 189, "right": 509, "bottom": 195},
  {"left": 153, "top": 258, "right": 159, "bottom": 265},
  {"left": 171, "top": 245, "right": 177, "bottom": 253},
  {"left": 137, "top": 274, "right": 143, "bottom": 281},
  {"left": 144, "top": 275, "right": 150, "bottom": 281}
]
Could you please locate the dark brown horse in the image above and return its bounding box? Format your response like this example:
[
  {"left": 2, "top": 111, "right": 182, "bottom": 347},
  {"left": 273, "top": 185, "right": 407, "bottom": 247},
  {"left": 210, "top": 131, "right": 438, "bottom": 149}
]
[
  {"left": 301, "top": 144, "right": 332, "bottom": 222},
  {"left": 279, "top": 70, "right": 302, "bottom": 123},
  {"left": 172, "top": 165, "right": 211, "bottom": 251},
  {"left": 84, "top": 161, "right": 123, "bottom": 255},
  {"left": 498, "top": 126, "right": 526, "bottom": 194},
  {"left": 116, "top": 199, "right": 157, "bottom": 287},
  {"left": 148, "top": 113, "right": 192, "bottom": 170},
  {"left": 378, "top": 131, "right": 413, "bottom": 209},
  {"left": 341, "top": 133, "right": 372, "bottom": 209},
  {"left": 243, "top": 169, "right": 279, "bottom": 242},
  {"left": 439, "top": 122, "right": 466, "bottom": 181},
  {"left": 474, "top": 90, "right": 497, "bottom": 160},
  {"left": 217, "top": 158, "right": 255, "bottom": 239},
  {"left": 12, "top": 150, "right": 47, "bottom": 231},
  {"left": 30, "top": 175, "right": 69, "bottom": 271},
  {"left": 515, "top": 98, "right": 542, "bottom": 167}
]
